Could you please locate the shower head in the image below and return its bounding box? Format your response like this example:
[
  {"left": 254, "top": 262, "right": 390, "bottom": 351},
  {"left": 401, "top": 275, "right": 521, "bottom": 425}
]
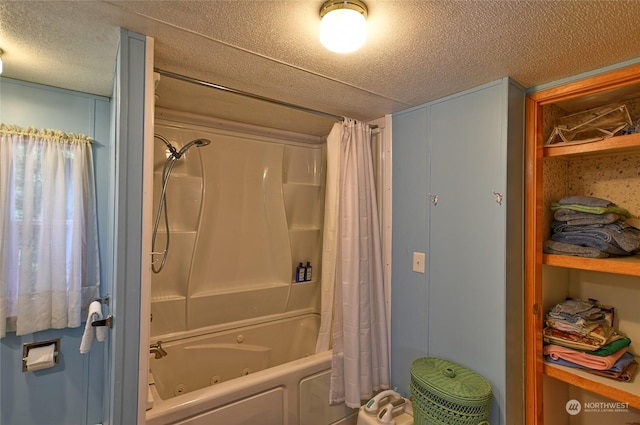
[
  {"left": 176, "top": 138, "right": 211, "bottom": 157},
  {"left": 192, "top": 138, "right": 212, "bottom": 147},
  {"left": 155, "top": 133, "right": 180, "bottom": 158},
  {"left": 154, "top": 134, "right": 210, "bottom": 159}
]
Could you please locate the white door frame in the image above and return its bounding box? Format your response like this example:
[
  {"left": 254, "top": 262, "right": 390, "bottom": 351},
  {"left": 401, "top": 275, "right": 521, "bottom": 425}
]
[{"left": 105, "top": 29, "right": 151, "bottom": 425}]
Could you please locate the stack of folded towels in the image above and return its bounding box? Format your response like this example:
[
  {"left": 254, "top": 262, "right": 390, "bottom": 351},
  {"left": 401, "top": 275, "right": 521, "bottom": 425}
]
[
  {"left": 543, "top": 298, "right": 637, "bottom": 381},
  {"left": 543, "top": 195, "right": 640, "bottom": 258}
]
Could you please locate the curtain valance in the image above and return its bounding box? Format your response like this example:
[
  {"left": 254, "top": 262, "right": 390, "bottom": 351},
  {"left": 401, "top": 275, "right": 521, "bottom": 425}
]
[{"left": 0, "top": 123, "right": 93, "bottom": 145}]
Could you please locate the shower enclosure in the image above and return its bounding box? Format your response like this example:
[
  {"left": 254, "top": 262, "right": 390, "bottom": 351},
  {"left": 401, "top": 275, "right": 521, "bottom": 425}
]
[
  {"left": 149, "top": 119, "right": 325, "bottom": 340},
  {"left": 145, "top": 112, "right": 348, "bottom": 424},
  {"left": 145, "top": 71, "right": 391, "bottom": 424}
]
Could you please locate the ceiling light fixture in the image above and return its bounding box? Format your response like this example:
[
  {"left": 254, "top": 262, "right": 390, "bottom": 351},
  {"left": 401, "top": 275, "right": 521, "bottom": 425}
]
[{"left": 319, "top": 0, "right": 368, "bottom": 54}]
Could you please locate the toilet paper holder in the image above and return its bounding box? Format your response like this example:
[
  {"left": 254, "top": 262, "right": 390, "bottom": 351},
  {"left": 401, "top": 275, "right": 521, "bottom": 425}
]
[{"left": 22, "top": 338, "right": 60, "bottom": 372}]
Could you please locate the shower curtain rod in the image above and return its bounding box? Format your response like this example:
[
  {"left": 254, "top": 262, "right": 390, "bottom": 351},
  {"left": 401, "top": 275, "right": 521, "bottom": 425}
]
[{"left": 154, "top": 68, "right": 345, "bottom": 122}]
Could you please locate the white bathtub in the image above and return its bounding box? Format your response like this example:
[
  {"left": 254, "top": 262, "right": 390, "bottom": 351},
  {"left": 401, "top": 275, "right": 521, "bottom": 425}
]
[{"left": 145, "top": 314, "right": 357, "bottom": 425}]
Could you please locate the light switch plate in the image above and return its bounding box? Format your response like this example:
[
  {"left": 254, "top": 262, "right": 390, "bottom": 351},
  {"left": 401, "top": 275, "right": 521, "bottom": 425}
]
[{"left": 412, "top": 252, "right": 425, "bottom": 273}]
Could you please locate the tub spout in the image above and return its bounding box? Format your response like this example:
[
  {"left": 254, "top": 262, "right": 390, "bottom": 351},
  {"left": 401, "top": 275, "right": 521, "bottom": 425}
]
[{"left": 150, "top": 341, "right": 168, "bottom": 359}]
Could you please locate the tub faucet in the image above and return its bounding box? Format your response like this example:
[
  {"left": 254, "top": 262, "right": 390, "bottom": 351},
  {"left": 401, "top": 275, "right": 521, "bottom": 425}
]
[{"left": 150, "top": 341, "right": 167, "bottom": 359}]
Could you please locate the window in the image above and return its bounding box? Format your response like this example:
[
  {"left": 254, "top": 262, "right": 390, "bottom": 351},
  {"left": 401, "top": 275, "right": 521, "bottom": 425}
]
[{"left": 0, "top": 124, "right": 100, "bottom": 337}]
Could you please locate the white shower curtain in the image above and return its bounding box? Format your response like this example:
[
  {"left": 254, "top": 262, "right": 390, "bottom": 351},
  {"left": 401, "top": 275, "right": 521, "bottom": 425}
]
[{"left": 316, "top": 119, "right": 390, "bottom": 408}]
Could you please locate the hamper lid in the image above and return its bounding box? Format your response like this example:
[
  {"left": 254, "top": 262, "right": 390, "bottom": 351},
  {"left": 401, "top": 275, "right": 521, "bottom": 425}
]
[{"left": 410, "top": 357, "right": 492, "bottom": 403}]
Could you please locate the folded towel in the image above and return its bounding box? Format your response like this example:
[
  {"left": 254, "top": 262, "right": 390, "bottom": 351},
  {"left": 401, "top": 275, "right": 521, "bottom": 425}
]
[
  {"left": 587, "top": 359, "right": 638, "bottom": 381},
  {"left": 545, "top": 353, "right": 636, "bottom": 381},
  {"left": 542, "top": 326, "right": 618, "bottom": 351},
  {"left": 549, "top": 298, "right": 603, "bottom": 317},
  {"left": 80, "top": 301, "right": 107, "bottom": 354},
  {"left": 552, "top": 221, "right": 640, "bottom": 253},
  {"left": 551, "top": 203, "right": 631, "bottom": 218},
  {"left": 552, "top": 221, "right": 626, "bottom": 234},
  {"left": 551, "top": 233, "right": 631, "bottom": 256},
  {"left": 553, "top": 209, "right": 621, "bottom": 225},
  {"left": 558, "top": 196, "right": 614, "bottom": 207},
  {"left": 543, "top": 344, "right": 628, "bottom": 370},
  {"left": 543, "top": 240, "right": 608, "bottom": 258},
  {"left": 546, "top": 319, "right": 601, "bottom": 336},
  {"left": 580, "top": 337, "right": 632, "bottom": 357},
  {"left": 605, "top": 351, "right": 635, "bottom": 373}
]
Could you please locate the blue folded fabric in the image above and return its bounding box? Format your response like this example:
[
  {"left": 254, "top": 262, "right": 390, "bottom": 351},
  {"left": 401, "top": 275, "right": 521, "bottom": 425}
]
[
  {"left": 610, "top": 352, "right": 636, "bottom": 373},
  {"left": 551, "top": 233, "right": 631, "bottom": 256},
  {"left": 545, "top": 355, "right": 582, "bottom": 369},
  {"left": 543, "top": 240, "right": 609, "bottom": 258},
  {"left": 552, "top": 223, "right": 614, "bottom": 242},
  {"left": 552, "top": 221, "right": 640, "bottom": 253},
  {"left": 552, "top": 221, "right": 627, "bottom": 232}
]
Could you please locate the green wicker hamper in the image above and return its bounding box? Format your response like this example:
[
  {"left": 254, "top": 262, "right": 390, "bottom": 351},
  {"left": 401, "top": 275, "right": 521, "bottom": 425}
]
[{"left": 410, "top": 357, "right": 492, "bottom": 425}]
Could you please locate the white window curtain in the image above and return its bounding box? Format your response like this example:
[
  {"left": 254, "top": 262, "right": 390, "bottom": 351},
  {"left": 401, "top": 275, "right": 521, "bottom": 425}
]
[
  {"left": 0, "top": 124, "right": 100, "bottom": 337},
  {"left": 316, "top": 119, "right": 390, "bottom": 408}
]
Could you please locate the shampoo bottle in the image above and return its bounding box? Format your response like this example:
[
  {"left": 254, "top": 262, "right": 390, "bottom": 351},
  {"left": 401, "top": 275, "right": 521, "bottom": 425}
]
[
  {"left": 305, "top": 262, "right": 312, "bottom": 282},
  {"left": 296, "top": 263, "right": 306, "bottom": 283}
]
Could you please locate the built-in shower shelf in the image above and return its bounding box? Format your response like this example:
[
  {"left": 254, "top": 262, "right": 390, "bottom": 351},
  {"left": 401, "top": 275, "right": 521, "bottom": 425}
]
[
  {"left": 190, "top": 282, "right": 292, "bottom": 298},
  {"left": 283, "top": 182, "right": 322, "bottom": 187},
  {"left": 289, "top": 279, "right": 317, "bottom": 285},
  {"left": 288, "top": 226, "right": 321, "bottom": 232},
  {"left": 152, "top": 230, "right": 198, "bottom": 235},
  {"left": 151, "top": 295, "right": 186, "bottom": 302}
]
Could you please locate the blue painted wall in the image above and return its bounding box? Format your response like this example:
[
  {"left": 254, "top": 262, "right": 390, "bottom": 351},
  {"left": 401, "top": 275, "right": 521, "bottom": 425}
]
[
  {"left": 390, "top": 104, "right": 430, "bottom": 393},
  {"left": 390, "top": 79, "right": 525, "bottom": 425},
  {"left": 0, "top": 78, "right": 111, "bottom": 425}
]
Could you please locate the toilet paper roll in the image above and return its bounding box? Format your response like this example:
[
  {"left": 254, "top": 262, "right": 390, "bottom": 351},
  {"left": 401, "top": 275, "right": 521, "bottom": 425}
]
[{"left": 26, "top": 344, "right": 56, "bottom": 371}]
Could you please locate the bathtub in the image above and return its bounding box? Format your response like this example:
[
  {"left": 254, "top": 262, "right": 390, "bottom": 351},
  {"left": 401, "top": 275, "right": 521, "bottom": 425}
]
[{"left": 145, "top": 313, "right": 357, "bottom": 425}]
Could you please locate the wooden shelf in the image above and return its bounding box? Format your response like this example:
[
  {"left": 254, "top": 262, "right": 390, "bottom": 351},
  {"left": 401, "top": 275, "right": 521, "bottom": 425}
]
[
  {"left": 543, "top": 133, "right": 640, "bottom": 158},
  {"left": 526, "top": 64, "right": 640, "bottom": 424},
  {"left": 543, "top": 254, "right": 640, "bottom": 277},
  {"left": 544, "top": 359, "right": 640, "bottom": 410}
]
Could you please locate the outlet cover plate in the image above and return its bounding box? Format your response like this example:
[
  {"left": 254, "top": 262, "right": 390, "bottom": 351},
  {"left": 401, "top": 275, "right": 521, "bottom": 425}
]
[{"left": 413, "top": 252, "right": 425, "bottom": 273}]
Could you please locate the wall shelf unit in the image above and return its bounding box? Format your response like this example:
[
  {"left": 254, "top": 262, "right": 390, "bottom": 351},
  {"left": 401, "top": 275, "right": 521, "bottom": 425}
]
[
  {"left": 282, "top": 145, "right": 325, "bottom": 286},
  {"left": 544, "top": 362, "right": 640, "bottom": 410},
  {"left": 525, "top": 63, "right": 640, "bottom": 424},
  {"left": 543, "top": 132, "right": 640, "bottom": 158},
  {"left": 544, "top": 254, "right": 640, "bottom": 276}
]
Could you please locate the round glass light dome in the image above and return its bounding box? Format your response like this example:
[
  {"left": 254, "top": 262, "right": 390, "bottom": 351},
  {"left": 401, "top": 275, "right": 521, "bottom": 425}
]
[{"left": 319, "top": 1, "right": 368, "bottom": 54}]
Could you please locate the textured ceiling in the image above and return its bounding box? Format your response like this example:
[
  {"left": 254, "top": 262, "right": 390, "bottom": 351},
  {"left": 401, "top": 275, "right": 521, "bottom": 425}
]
[{"left": 3, "top": 1, "right": 640, "bottom": 136}]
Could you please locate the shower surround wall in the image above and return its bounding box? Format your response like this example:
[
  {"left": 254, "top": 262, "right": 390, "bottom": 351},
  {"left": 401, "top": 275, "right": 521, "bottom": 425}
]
[{"left": 151, "top": 117, "right": 325, "bottom": 339}]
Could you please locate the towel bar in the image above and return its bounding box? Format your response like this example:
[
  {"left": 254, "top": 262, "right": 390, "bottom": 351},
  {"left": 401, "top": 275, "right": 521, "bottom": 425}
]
[{"left": 91, "top": 315, "right": 113, "bottom": 328}]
